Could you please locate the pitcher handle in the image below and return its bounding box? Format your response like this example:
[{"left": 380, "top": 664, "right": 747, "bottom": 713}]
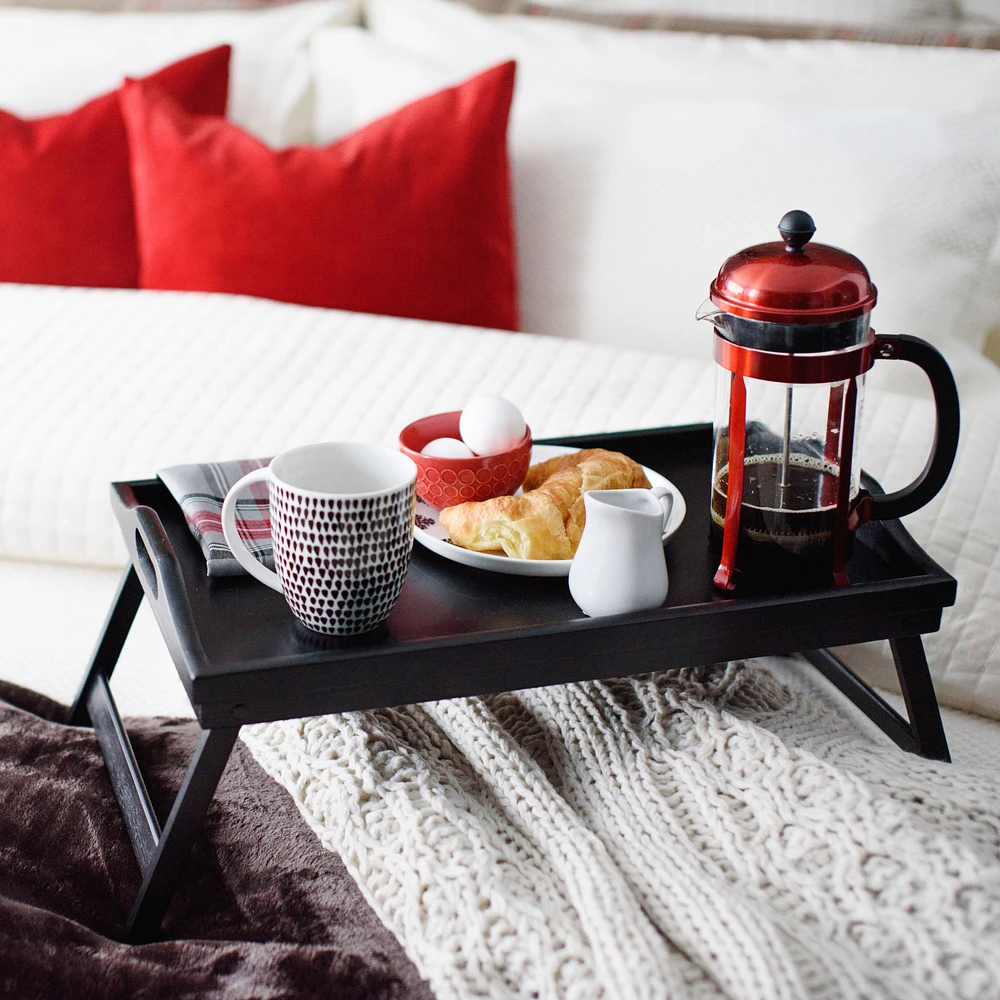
[
  {"left": 650, "top": 485, "right": 675, "bottom": 536},
  {"left": 865, "top": 334, "right": 960, "bottom": 522}
]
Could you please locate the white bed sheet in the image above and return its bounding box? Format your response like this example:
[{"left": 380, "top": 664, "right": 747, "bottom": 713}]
[{"left": 0, "top": 559, "right": 192, "bottom": 718}]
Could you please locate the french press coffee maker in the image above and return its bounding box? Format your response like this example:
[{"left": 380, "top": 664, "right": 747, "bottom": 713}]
[{"left": 699, "top": 211, "right": 960, "bottom": 590}]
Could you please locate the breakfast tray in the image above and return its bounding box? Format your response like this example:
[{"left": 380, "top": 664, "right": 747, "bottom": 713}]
[{"left": 69, "top": 423, "right": 956, "bottom": 942}]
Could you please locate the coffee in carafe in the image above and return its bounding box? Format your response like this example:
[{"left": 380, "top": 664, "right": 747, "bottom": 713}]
[
  {"left": 700, "top": 210, "right": 960, "bottom": 590},
  {"left": 711, "top": 449, "right": 841, "bottom": 575}
]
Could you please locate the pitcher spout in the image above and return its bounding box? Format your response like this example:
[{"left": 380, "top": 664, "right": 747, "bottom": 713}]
[{"left": 695, "top": 298, "right": 734, "bottom": 334}]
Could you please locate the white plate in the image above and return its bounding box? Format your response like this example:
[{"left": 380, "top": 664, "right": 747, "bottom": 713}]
[{"left": 412, "top": 444, "right": 686, "bottom": 577}]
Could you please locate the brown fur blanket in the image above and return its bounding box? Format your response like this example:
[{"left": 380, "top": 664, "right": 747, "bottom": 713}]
[{"left": 0, "top": 680, "right": 433, "bottom": 1000}]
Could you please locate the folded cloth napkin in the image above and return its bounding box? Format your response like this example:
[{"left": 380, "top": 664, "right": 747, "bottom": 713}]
[{"left": 158, "top": 458, "right": 273, "bottom": 577}]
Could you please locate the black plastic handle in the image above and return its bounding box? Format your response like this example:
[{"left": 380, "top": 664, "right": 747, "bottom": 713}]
[{"left": 867, "top": 333, "right": 960, "bottom": 521}]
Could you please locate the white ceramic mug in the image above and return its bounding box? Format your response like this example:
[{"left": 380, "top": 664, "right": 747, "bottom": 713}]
[
  {"left": 222, "top": 442, "right": 417, "bottom": 635},
  {"left": 569, "top": 486, "right": 673, "bottom": 617}
]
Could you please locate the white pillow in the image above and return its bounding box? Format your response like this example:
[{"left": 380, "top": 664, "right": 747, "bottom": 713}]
[
  {"left": 0, "top": 0, "right": 359, "bottom": 146},
  {"left": 958, "top": 0, "right": 1000, "bottom": 23},
  {"left": 363, "top": 0, "right": 1000, "bottom": 362},
  {"left": 515, "top": 0, "right": 948, "bottom": 24},
  {"left": 311, "top": 29, "right": 1000, "bottom": 385},
  {"left": 366, "top": 0, "right": 1000, "bottom": 114},
  {"left": 0, "top": 0, "right": 290, "bottom": 8}
]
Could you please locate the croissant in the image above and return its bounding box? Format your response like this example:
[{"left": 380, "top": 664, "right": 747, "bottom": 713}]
[{"left": 439, "top": 448, "right": 650, "bottom": 559}]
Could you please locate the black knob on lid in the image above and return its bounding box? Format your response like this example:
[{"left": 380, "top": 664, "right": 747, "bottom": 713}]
[{"left": 778, "top": 210, "right": 816, "bottom": 252}]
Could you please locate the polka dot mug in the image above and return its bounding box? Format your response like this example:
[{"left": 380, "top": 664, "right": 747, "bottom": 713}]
[{"left": 221, "top": 442, "right": 417, "bottom": 635}]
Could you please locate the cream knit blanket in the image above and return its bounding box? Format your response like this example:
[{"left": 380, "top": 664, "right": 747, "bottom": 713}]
[{"left": 243, "top": 660, "right": 1000, "bottom": 1000}]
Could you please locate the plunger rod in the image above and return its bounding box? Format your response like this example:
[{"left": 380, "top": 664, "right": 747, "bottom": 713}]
[{"left": 779, "top": 385, "right": 793, "bottom": 507}]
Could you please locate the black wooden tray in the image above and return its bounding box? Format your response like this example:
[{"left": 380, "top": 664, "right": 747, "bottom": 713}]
[
  {"left": 109, "top": 423, "right": 955, "bottom": 734},
  {"left": 72, "top": 422, "right": 957, "bottom": 942}
]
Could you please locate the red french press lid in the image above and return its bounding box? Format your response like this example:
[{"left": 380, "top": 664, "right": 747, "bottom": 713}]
[{"left": 710, "top": 211, "right": 877, "bottom": 325}]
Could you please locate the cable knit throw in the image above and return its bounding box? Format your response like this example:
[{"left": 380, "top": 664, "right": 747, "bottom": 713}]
[{"left": 243, "top": 659, "right": 1000, "bottom": 1000}]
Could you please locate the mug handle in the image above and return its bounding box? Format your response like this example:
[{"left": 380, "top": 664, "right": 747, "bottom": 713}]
[
  {"left": 865, "top": 334, "right": 961, "bottom": 521},
  {"left": 221, "top": 467, "right": 284, "bottom": 592},
  {"left": 650, "top": 485, "right": 675, "bottom": 536}
]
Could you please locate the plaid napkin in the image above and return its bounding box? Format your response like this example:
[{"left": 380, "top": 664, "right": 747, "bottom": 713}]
[{"left": 158, "top": 458, "right": 274, "bottom": 577}]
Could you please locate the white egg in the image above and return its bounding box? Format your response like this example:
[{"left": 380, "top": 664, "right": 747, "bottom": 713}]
[
  {"left": 421, "top": 436, "right": 476, "bottom": 459},
  {"left": 459, "top": 396, "right": 527, "bottom": 456}
]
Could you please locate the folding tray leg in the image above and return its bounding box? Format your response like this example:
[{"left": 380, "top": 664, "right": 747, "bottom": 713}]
[
  {"left": 124, "top": 724, "right": 239, "bottom": 943},
  {"left": 803, "top": 637, "right": 950, "bottom": 762},
  {"left": 68, "top": 563, "right": 240, "bottom": 940},
  {"left": 76, "top": 655, "right": 239, "bottom": 941},
  {"left": 887, "top": 635, "right": 950, "bottom": 762},
  {"left": 69, "top": 565, "right": 144, "bottom": 726}
]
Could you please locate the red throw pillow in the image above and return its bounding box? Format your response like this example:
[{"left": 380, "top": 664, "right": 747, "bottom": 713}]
[
  {"left": 0, "top": 47, "right": 230, "bottom": 289},
  {"left": 121, "top": 62, "right": 519, "bottom": 331}
]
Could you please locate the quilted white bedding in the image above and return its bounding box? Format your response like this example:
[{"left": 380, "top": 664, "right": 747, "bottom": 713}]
[{"left": 0, "top": 282, "right": 998, "bottom": 721}]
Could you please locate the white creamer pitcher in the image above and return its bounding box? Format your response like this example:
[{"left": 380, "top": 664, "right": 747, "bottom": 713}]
[{"left": 569, "top": 487, "right": 673, "bottom": 617}]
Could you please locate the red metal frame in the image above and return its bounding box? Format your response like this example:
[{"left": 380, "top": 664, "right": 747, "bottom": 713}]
[
  {"left": 714, "top": 373, "right": 746, "bottom": 591},
  {"left": 713, "top": 331, "right": 875, "bottom": 383}
]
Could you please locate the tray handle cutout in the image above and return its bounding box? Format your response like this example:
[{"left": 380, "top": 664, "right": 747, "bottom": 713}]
[{"left": 131, "top": 506, "right": 180, "bottom": 605}]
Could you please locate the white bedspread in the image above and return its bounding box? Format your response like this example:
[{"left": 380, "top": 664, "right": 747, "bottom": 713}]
[{"left": 0, "top": 282, "right": 998, "bottom": 719}]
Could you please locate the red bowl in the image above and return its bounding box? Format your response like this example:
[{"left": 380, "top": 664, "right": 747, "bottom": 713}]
[{"left": 399, "top": 410, "right": 532, "bottom": 509}]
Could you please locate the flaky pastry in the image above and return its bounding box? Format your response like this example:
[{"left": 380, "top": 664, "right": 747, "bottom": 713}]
[{"left": 439, "top": 448, "right": 650, "bottom": 559}]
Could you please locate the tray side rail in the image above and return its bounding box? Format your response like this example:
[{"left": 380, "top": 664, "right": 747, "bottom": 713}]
[{"left": 198, "top": 590, "right": 946, "bottom": 727}]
